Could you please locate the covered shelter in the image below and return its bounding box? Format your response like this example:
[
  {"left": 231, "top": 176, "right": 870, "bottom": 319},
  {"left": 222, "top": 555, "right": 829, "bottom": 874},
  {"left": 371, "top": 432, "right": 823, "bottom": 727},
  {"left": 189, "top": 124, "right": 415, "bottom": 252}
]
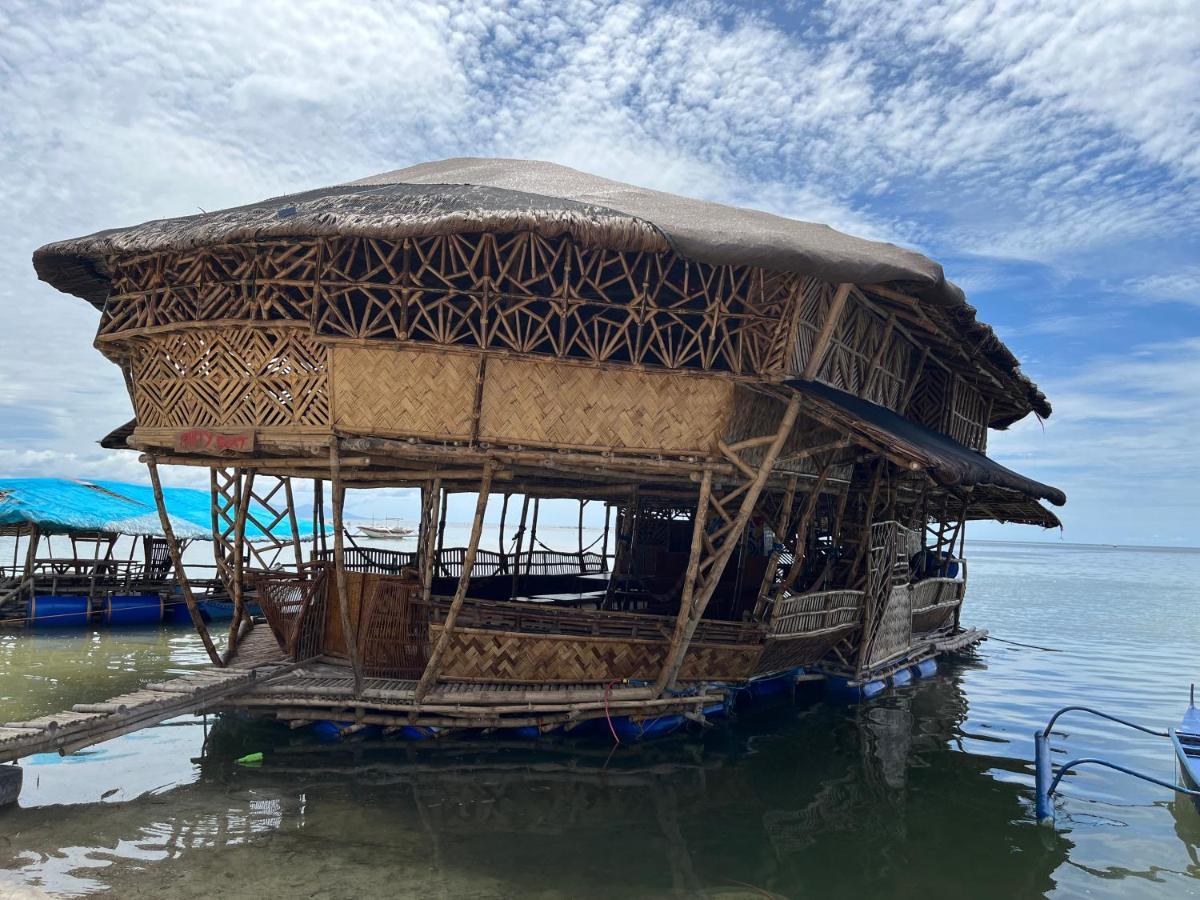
[
  {"left": 0, "top": 477, "right": 319, "bottom": 627},
  {"left": 32, "top": 157, "right": 1064, "bottom": 729}
]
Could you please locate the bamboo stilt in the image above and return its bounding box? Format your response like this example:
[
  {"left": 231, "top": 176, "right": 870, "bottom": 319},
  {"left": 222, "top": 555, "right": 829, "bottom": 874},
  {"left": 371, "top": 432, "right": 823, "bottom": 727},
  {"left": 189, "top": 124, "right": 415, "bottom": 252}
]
[
  {"left": 510, "top": 494, "right": 530, "bottom": 600},
  {"left": 146, "top": 458, "right": 221, "bottom": 666},
  {"left": 330, "top": 444, "right": 363, "bottom": 694},
  {"left": 415, "top": 463, "right": 495, "bottom": 701},
  {"left": 656, "top": 394, "right": 802, "bottom": 693}
]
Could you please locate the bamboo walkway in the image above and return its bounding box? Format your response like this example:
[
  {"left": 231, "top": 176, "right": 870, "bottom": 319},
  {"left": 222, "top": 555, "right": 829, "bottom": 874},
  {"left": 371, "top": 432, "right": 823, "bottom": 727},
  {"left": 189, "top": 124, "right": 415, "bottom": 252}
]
[{"left": 0, "top": 626, "right": 289, "bottom": 764}]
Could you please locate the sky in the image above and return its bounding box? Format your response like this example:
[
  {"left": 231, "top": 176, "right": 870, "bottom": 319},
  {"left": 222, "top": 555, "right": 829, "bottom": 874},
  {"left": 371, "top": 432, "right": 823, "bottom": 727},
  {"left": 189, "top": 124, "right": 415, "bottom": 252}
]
[{"left": 0, "top": 0, "right": 1197, "bottom": 545}]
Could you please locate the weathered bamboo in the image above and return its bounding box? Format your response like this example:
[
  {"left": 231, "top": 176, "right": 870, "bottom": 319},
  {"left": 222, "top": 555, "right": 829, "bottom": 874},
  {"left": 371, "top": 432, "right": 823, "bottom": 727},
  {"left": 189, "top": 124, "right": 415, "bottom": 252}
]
[
  {"left": 510, "top": 494, "right": 530, "bottom": 599},
  {"left": 329, "top": 444, "right": 363, "bottom": 694},
  {"left": 497, "top": 493, "right": 509, "bottom": 560},
  {"left": 653, "top": 470, "right": 712, "bottom": 694},
  {"left": 802, "top": 283, "right": 853, "bottom": 380},
  {"left": 419, "top": 479, "right": 442, "bottom": 606},
  {"left": 223, "top": 469, "right": 255, "bottom": 663},
  {"left": 145, "top": 458, "right": 221, "bottom": 666},
  {"left": 657, "top": 394, "right": 802, "bottom": 692},
  {"left": 284, "top": 477, "right": 304, "bottom": 571},
  {"left": 414, "top": 462, "right": 495, "bottom": 701},
  {"left": 751, "top": 475, "right": 798, "bottom": 620}
]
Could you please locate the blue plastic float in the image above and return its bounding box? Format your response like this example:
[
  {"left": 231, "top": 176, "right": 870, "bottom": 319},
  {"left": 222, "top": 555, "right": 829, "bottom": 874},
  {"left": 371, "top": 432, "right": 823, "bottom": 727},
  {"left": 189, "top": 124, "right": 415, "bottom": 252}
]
[
  {"left": 28, "top": 595, "right": 90, "bottom": 628},
  {"left": 104, "top": 594, "right": 163, "bottom": 626}
]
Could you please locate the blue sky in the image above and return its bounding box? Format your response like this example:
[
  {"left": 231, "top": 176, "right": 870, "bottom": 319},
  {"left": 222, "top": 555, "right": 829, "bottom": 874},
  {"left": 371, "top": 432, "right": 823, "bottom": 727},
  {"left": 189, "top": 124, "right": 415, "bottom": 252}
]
[{"left": 0, "top": 0, "right": 1196, "bottom": 545}]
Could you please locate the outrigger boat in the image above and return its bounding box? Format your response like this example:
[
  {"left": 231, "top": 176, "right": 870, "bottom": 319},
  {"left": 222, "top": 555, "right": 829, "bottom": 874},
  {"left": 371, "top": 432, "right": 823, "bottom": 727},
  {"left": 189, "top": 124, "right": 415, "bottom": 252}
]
[
  {"left": 32, "top": 157, "right": 1067, "bottom": 741},
  {"left": 356, "top": 523, "right": 415, "bottom": 539},
  {"left": 1034, "top": 686, "right": 1200, "bottom": 826}
]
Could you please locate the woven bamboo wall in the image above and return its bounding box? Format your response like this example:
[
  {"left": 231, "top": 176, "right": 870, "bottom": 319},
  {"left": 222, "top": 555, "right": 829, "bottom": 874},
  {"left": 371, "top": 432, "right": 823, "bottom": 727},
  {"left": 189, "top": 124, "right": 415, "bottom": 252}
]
[
  {"left": 333, "top": 346, "right": 733, "bottom": 452},
  {"left": 428, "top": 623, "right": 763, "bottom": 684},
  {"left": 333, "top": 346, "right": 477, "bottom": 438},
  {"left": 480, "top": 357, "right": 733, "bottom": 452}
]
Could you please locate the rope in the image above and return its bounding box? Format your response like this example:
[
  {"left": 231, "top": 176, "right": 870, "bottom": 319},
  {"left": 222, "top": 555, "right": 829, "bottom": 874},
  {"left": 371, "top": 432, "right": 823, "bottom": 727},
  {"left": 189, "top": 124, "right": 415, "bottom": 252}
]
[
  {"left": 603, "top": 679, "right": 621, "bottom": 745},
  {"left": 988, "top": 635, "right": 1062, "bottom": 653}
]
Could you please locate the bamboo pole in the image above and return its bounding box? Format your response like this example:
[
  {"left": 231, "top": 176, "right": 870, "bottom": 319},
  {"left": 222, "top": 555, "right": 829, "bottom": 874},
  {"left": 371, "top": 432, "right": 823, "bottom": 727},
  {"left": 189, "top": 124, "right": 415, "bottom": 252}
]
[
  {"left": 414, "top": 463, "right": 495, "bottom": 701},
  {"left": 224, "top": 469, "right": 255, "bottom": 660},
  {"left": 510, "top": 494, "right": 530, "bottom": 600},
  {"left": 600, "top": 501, "right": 612, "bottom": 572},
  {"left": 497, "top": 493, "right": 509, "bottom": 562},
  {"left": 419, "top": 478, "right": 442, "bottom": 606},
  {"left": 435, "top": 488, "right": 449, "bottom": 574},
  {"left": 802, "top": 283, "right": 853, "bottom": 380},
  {"left": 656, "top": 394, "right": 802, "bottom": 693},
  {"left": 284, "top": 478, "right": 304, "bottom": 571},
  {"left": 577, "top": 499, "right": 586, "bottom": 573},
  {"left": 751, "top": 476, "right": 798, "bottom": 621},
  {"left": 329, "top": 444, "right": 363, "bottom": 694},
  {"left": 146, "top": 458, "right": 221, "bottom": 666}
]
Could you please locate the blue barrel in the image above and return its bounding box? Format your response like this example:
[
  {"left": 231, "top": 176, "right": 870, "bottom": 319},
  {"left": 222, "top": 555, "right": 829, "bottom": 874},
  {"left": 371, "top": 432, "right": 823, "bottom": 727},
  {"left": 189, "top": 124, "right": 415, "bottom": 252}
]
[
  {"left": 28, "top": 595, "right": 91, "bottom": 628},
  {"left": 105, "top": 594, "right": 164, "bottom": 626}
]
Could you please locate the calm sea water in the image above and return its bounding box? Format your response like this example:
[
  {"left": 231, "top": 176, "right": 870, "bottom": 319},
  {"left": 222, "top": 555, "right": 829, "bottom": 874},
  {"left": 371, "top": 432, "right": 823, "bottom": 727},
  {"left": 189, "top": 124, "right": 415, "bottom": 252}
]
[{"left": 1, "top": 540, "right": 1198, "bottom": 899}]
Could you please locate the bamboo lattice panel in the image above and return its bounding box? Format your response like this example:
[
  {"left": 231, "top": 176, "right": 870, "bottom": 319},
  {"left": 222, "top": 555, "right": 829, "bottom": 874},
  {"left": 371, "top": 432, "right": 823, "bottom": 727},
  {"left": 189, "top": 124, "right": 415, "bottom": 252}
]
[
  {"left": 100, "top": 234, "right": 806, "bottom": 377},
  {"left": 429, "top": 624, "right": 763, "bottom": 684},
  {"left": 101, "top": 241, "right": 319, "bottom": 337},
  {"left": 128, "top": 326, "right": 330, "bottom": 429},
  {"left": 333, "top": 346, "right": 477, "bottom": 438},
  {"left": 479, "top": 357, "right": 734, "bottom": 452}
]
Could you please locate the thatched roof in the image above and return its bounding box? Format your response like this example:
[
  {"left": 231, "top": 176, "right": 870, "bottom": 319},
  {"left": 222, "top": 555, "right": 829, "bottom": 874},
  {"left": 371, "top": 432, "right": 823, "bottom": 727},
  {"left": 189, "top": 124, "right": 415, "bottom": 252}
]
[
  {"left": 32, "top": 157, "right": 1049, "bottom": 418},
  {"left": 787, "top": 378, "right": 1065, "bottom": 509}
]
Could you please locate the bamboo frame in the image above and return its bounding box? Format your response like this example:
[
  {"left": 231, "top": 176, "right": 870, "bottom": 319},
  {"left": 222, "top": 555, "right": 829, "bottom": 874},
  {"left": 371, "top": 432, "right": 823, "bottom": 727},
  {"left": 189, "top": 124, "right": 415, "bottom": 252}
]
[
  {"left": 330, "top": 443, "right": 363, "bottom": 693},
  {"left": 415, "top": 462, "right": 495, "bottom": 701},
  {"left": 145, "top": 457, "right": 221, "bottom": 666},
  {"left": 656, "top": 393, "right": 802, "bottom": 693}
]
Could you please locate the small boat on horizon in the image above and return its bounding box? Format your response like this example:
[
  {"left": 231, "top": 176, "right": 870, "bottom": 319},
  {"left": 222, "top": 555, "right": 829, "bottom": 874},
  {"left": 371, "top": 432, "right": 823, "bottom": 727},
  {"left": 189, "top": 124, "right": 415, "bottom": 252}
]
[{"left": 356, "top": 523, "right": 415, "bottom": 539}]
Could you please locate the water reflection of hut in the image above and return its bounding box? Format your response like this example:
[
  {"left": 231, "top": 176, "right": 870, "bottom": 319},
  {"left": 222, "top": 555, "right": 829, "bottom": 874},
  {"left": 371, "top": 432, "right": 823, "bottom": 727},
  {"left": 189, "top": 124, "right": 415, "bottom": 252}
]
[{"left": 34, "top": 158, "right": 1065, "bottom": 725}]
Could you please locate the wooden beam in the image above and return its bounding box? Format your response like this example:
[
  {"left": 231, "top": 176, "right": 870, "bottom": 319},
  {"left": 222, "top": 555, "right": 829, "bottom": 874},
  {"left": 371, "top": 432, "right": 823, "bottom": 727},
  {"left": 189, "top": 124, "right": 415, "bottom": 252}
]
[{"left": 415, "top": 462, "right": 495, "bottom": 701}]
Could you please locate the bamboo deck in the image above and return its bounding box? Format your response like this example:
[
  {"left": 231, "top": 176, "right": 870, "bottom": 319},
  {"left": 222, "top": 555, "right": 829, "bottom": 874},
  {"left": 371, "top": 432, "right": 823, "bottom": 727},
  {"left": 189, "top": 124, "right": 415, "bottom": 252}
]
[{"left": 0, "top": 625, "right": 288, "bottom": 764}]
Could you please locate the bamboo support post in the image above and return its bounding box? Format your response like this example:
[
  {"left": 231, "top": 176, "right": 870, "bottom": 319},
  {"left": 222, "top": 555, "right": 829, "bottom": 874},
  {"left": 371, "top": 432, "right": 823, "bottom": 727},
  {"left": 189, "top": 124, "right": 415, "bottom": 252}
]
[
  {"left": 419, "top": 478, "right": 443, "bottom": 606},
  {"left": 656, "top": 394, "right": 802, "bottom": 693},
  {"left": 146, "top": 458, "right": 221, "bottom": 666},
  {"left": 284, "top": 477, "right": 304, "bottom": 571},
  {"left": 415, "top": 462, "right": 495, "bottom": 702},
  {"left": 510, "top": 494, "right": 530, "bottom": 599},
  {"left": 223, "top": 469, "right": 255, "bottom": 662},
  {"left": 330, "top": 443, "right": 363, "bottom": 694}
]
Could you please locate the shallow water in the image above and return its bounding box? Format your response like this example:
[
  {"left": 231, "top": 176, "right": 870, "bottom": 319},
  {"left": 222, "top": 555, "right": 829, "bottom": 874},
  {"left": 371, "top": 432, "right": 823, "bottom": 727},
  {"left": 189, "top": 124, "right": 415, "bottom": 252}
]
[{"left": 1, "top": 541, "right": 1199, "bottom": 898}]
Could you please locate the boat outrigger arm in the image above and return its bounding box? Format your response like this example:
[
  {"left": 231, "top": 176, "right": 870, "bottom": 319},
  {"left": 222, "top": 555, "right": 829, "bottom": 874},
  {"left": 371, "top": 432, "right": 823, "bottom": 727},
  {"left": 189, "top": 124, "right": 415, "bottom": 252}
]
[{"left": 1034, "top": 696, "right": 1200, "bottom": 826}]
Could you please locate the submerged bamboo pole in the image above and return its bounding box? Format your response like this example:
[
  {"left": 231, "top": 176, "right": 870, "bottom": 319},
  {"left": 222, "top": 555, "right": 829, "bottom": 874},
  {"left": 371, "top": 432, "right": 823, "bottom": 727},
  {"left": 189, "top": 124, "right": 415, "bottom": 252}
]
[
  {"left": 415, "top": 463, "right": 495, "bottom": 702},
  {"left": 146, "top": 458, "right": 221, "bottom": 666},
  {"left": 330, "top": 444, "right": 362, "bottom": 694}
]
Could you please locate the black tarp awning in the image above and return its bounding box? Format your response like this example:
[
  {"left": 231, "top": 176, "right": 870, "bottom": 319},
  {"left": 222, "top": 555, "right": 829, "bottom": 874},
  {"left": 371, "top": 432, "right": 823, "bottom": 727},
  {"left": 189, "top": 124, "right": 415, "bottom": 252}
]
[{"left": 786, "top": 379, "right": 1065, "bottom": 509}]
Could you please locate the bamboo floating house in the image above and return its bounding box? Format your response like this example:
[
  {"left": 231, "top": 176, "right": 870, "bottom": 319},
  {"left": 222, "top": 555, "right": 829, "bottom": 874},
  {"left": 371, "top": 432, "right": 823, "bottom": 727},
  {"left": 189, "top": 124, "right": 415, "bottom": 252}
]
[{"left": 33, "top": 157, "right": 1065, "bottom": 731}]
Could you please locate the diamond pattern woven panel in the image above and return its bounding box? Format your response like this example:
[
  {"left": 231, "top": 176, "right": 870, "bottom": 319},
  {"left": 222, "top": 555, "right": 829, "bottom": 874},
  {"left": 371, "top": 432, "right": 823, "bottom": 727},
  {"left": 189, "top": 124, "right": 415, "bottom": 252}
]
[
  {"left": 430, "top": 624, "right": 763, "bottom": 684},
  {"left": 479, "top": 357, "right": 734, "bottom": 453},
  {"left": 129, "top": 326, "right": 330, "bottom": 429}
]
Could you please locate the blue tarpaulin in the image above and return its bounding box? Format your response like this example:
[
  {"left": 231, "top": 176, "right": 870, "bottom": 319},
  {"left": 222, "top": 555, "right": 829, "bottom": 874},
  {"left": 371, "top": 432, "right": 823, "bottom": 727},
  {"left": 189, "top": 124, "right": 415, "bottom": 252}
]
[{"left": 0, "top": 477, "right": 318, "bottom": 541}]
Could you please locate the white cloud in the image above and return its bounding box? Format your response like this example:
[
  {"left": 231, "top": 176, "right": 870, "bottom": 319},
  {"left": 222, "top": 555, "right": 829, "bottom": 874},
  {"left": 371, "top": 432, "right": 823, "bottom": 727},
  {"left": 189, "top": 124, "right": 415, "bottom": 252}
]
[{"left": 0, "top": 0, "right": 1195, "bottom": 538}]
